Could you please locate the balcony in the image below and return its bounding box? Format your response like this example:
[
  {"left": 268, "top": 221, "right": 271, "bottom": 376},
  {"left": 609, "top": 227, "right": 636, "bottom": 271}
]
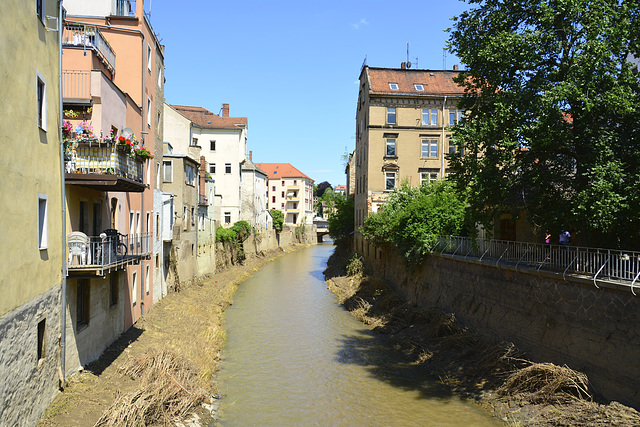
[
  {"left": 67, "top": 231, "right": 151, "bottom": 277},
  {"left": 62, "top": 70, "right": 91, "bottom": 106},
  {"left": 114, "top": 0, "right": 137, "bottom": 17},
  {"left": 65, "top": 142, "right": 147, "bottom": 192},
  {"left": 62, "top": 22, "right": 116, "bottom": 74},
  {"left": 198, "top": 194, "right": 208, "bottom": 206}
]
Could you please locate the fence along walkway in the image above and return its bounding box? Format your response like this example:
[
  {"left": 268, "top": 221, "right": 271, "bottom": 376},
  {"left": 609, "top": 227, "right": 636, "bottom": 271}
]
[{"left": 434, "top": 236, "right": 640, "bottom": 295}]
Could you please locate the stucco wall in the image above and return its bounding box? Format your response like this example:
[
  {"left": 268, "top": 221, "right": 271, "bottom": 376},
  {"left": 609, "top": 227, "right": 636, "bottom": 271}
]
[{"left": 364, "top": 247, "right": 640, "bottom": 409}]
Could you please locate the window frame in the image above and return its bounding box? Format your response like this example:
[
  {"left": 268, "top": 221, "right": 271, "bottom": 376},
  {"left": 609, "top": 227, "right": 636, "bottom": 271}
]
[
  {"left": 385, "top": 138, "right": 397, "bottom": 157},
  {"left": 36, "top": 72, "right": 46, "bottom": 131},
  {"left": 38, "top": 194, "right": 48, "bottom": 250},
  {"left": 162, "top": 160, "right": 173, "bottom": 182},
  {"left": 414, "top": 84, "right": 424, "bottom": 91},
  {"left": 386, "top": 107, "right": 396, "bottom": 125},
  {"left": 36, "top": 0, "right": 45, "bottom": 23},
  {"left": 210, "top": 140, "right": 216, "bottom": 151},
  {"left": 224, "top": 212, "right": 231, "bottom": 224},
  {"left": 420, "top": 171, "right": 439, "bottom": 185},
  {"left": 209, "top": 164, "right": 216, "bottom": 174},
  {"left": 389, "top": 82, "right": 399, "bottom": 90},
  {"left": 77, "top": 280, "right": 90, "bottom": 329},
  {"left": 225, "top": 163, "right": 232, "bottom": 174},
  {"left": 421, "top": 139, "right": 439, "bottom": 158},
  {"left": 385, "top": 172, "right": 396, "bottom": 191}
]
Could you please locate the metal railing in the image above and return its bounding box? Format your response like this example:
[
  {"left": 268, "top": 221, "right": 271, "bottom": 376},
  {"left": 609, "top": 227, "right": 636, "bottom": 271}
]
[
  {"left": 433, "top": 236, "right": 640, "bottom": 292},
  {"left": 62, "top": 23, "right": 116, "bottom": 72},
  {"left": 67, "top": 232, "right": 151, "bottom": 270},
  {"left": 62, "top": 70, "right": 91, "bottom": 101},
  {"left": 66, "top": 143, "right": 144, "bottom": 183}
]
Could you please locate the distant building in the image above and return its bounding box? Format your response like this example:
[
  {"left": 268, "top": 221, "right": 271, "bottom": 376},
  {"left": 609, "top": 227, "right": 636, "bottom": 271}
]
[
  {"left": 354, "top": 65, "right": 465, "bottom": 251},
  {"left": 241, "top": 156, "right": 270, "bottom": 229},
  {"left": 334, "top": 185, "right": 347, "bottom": 196},
  {"left": 257, "top": 163, "right": 315, "bottom": 226},
  {"left": 345, "top": 150, "right": 356, "bottom": 196}
]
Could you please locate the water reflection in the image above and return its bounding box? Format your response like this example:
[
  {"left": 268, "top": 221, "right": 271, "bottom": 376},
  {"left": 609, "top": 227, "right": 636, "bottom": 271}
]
[{"left": 217, "top": 244, "right": 498, "bottom": 426}]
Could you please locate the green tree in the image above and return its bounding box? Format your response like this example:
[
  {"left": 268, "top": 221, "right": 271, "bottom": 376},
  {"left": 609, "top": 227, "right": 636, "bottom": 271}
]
[
  {"left": 447, "top": 0, "right": 640, "bottom": 249},
  {"left": 361, "top": 181, "right": 469, "bottom": 265},
  {"left": 327, "top": 194, "right": 354, "bottom": 245},
  {"left": 270, "top": 209, "right": 284, "bottom": 232},
  {"left": 315, "top": 181, "right": 332, "bottom": 198}
]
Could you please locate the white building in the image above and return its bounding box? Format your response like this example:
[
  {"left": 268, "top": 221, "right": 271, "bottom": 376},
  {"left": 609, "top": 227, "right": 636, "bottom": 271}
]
[
  {"left": 171, "top": 104, "right": 247, "bottom": 226},
  {"left": 257, "top": 163, "right": 315, "bottom": 226},
  {"left": 241, "top": 156, "right": 270, "bottom": 229}
]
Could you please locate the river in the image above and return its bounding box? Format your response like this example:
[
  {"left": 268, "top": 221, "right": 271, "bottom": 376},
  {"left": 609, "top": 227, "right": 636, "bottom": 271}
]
[{"left": 216, "top": 243, "right": 499, "bottom": 426}]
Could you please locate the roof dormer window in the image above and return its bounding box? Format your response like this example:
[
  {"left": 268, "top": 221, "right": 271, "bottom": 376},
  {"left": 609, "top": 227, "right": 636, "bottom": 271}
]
[
  {"left": 389, "top": 83, "right": 399, "bottom": 90},
  {"left": 414, "top": 84, "right": 424, "bottom": 91}
]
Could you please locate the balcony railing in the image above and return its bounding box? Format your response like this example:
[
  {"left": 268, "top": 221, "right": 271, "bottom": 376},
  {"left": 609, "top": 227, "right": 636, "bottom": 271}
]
[
  {"left": 199, "top": 194, "right": 208, "bottom": 206},
  {"left": 432, "top": 236, "right": 640, "bottom": 293},
  {"left": 62, "top": 22, "right": 116, "bottom": 73},
  {"left": 65, "top": 142, "right": 146, "bottom": 192},
  {"left": 67, "top": 232, "right": 151, "bottom": 274},
  {"left": 62, "top": 70, "right": 91, "bottom": 104}
]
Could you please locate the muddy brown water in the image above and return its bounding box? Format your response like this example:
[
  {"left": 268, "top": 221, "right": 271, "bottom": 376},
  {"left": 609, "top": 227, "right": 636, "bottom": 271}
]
[{"left": 216, "top": 243, "right": 500, "bottom": 426}]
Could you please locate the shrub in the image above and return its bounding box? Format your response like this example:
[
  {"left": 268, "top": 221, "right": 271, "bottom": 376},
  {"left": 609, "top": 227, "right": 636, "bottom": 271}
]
[
  {"left": 216, "top": 226, "right": 236, "bottom": 243},
  {"left": 327, "top": 194, "right": 354, "bottom": 245},
  {"left": 270, "top": 209, "right": 284, "bottom": 232}
]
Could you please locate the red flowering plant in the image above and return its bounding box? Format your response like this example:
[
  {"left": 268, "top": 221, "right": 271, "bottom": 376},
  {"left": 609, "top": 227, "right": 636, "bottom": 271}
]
[
  {"left": 116, "top": 133, "right": 136, "bottom": 153},
  {"left": 132, "top": 145, "right": 154, "bottom": 161}
]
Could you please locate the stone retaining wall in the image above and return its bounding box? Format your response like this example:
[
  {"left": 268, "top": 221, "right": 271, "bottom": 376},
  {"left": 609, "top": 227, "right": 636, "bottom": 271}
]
[{"left": 364, "top": 247, "right": 640, "bottom": 409}]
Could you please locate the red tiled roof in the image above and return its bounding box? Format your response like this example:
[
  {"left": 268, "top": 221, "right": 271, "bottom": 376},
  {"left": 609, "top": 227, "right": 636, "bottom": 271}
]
[
  {"left": 365, "top": 67, "right": 464, "bottom": 96},
  {"left": 255, "top": 163, "right": 313, "bottom": 181},
  {"left": 334, "top": 185, "right": 346, "bottom": 191},
  {"left": 171, "top": 105, "right": 247, "bottom": 129}
]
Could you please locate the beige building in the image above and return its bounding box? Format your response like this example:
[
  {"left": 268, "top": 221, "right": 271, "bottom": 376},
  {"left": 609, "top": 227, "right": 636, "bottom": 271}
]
[
  {"left": 354, "top": 65, "right": 464, "bottom": 249},
  {"left": 257, "top": 163, "right": 314, "bottom": 226},
  {"left": 0, "top": 1, "right": 64, "bottom": 424}
]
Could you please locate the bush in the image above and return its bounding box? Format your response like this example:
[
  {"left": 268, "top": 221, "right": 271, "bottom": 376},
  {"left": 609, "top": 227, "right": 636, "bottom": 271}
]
[
  {"left": 346, "top": 253, "right": 364, "bottom": 277},
  {"left": 361, "top": 181, "right": 469, "bottom": 265},
  {"left": 231, "top": 220, "right": 251, "bottom": 242},
  {"left": 327, "top": 194, "right": 354, "bottom": 245},
  {"left": 270, "top": 209, "right": 284, "bottom": 232},
  {"left": 216, "top": 226, "right": 236, "bottom": 243}
]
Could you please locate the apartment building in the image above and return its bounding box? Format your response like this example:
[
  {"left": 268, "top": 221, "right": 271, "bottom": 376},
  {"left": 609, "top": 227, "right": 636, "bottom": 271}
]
[
  {"left": 171, "top": 104, "right": 248, "bottom": 226},
  {"left": 257, "top": 163, "right": 315, "bottom": 226},
  {"left": 0, "top": 1, "right": 64, "bottom": 423},
  {"left": 354, "top": 65, "right": 465, "bottom": 246}
]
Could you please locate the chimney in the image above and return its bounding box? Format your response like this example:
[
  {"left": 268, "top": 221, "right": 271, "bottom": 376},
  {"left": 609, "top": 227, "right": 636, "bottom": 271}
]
[
  {"left": 453, "top": 64, "right": 459, "bottom": 71},
  {"left": 401, "top": 62, "right": 406, "bottom": 69},
  {"left": 249, "top": 150, "right": 253, "bottom": 161},
  {"left": 222, "top": 103, "right": 229, "bottom": 117}
]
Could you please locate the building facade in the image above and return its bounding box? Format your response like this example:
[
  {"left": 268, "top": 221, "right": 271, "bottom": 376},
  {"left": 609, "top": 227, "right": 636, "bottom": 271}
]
[
  {"left": 354, "top": 65, "right": 464, "bottom": 248},
  {"left": 257, "top": 163, "right": 315, "bottom": 226}
]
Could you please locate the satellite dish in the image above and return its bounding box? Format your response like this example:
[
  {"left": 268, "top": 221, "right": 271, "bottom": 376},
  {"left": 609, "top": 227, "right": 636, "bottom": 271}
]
[
  {"left": 121, "top": 127, "right": 134, "bottom": 139},
  {"left": 407, "top": 62, "right": 412, "bottom": 68}
]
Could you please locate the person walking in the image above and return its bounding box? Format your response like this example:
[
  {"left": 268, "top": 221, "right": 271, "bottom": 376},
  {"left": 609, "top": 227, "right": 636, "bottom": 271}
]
[{"left": 559, "top": 229, "right": 571, "bottom": 250}]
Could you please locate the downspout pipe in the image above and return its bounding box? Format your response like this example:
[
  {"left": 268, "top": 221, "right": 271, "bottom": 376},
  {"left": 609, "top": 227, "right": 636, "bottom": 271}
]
[
  {"left": 58, "top": 0, "right": 68, "bottom": 383},
  {"left": 441, "top": 95, "right": 447, "bottom": 176}
]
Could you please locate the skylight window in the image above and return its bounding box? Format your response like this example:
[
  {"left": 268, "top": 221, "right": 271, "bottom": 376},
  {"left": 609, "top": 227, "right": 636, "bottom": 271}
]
[
  {"left": 414, "top": 84, "right": 424, "bottom": 91},
  {"left": 389, "top": 83, "right": 399, "bottom": 90}
]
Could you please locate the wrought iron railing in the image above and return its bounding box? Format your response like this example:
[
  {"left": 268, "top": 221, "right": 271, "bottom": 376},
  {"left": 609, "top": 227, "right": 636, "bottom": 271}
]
[
  {"left": 433, "top": 236, "right": 640, "bottom": 292},
  {"left": 67, "top": 232, "right": 151, "bottom": 270},
  {"left": 66, "top": 142, "right": 144, "bottom": 183},
  {"left": 62, "top": 22, "right": 116, "bottom": 72}
]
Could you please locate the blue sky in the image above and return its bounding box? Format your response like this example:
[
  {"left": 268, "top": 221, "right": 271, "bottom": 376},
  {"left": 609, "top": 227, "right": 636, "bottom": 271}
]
[{"left": 148, "top": 0, "right": 471, "bottom": 187}]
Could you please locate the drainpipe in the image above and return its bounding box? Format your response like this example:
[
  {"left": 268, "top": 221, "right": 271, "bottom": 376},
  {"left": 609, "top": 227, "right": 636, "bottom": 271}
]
[
  {"left": 58, "top": 0, "right": 68, "bottom": 383},
  {"left": 441, "top": 95, "right": 447, "bottom": 176}
]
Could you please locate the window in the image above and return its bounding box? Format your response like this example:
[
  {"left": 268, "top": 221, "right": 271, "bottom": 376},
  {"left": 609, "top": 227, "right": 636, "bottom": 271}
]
[
  {"left": 385, "top": 172, "right": 396, "bottom": 191},
  {"left": 92, "top": 201, "right": 102, "bottom": 236},
  {"left": 385, "top": 138, "right": 396, "bottom": 157},
  {"left": 421, "top": 139, "right": 438, "bottom": 158},
  {"left": 132, "top": 272, "right": 137, "bottom": 304},
  {"left": 210, "top": 140, "right": 216, "bottom": 151},
  {"left": 130, "top": 211, "right": 135, "bottom": 238},
  {"left": 281, "top": 203, "right": 285, "bottom": 209},
  {"left": 421, "top": 171, "right": 438, "bottom": 184},
  {"left": 77, "top": 280, "right": 90, "bottom": 328},
  {"left": 272, "top": 186, "right": 276, "bottom": 191},
  {"left": 386, "top": 107, "right": 396, "bottom": 125},
  {"left": 145, "top": 265, "right": 150, "bottom": 294},
  {"left": 209, "top": 164, "right": 216, "bottom": 174},
  {"left": 191, "top": 137, "right": 198, "bottom": 146},
  {"left": 147, "top": 44, "right": 152, "bottom": 72},
  {"left": 147, "top": 97, "right": 151, "bottom": 128},
  {"left": 281, "top": 191, "right": 285, "bottom": 198},
  {"left": 224, "top": 212, "right": 231, "bottom": 224},
  {"left": 110, "top": 273, "right": 118, "bottom": 306},
  {"left": 293, "top": 179, "right": 297, "bottom": 185},
  {"left": 449, "top": 109, "right": 464, "bottom": 125},
  {"left": 79, "top": 200, "right": 89, "bottom": 233},
  {"left": 36, "top": 0, "right": 45, "bottom": 22},
  {"left": 272, "top": 196, "right": 276, "bottom": 203},
  {"left": 389, "top": 82, "right": 399, "bottom": 90},
  {"left": 422, "top": 109, "right": 438, "bottom": 126},
  {"left": 37, "top": 73, "right": 46, "bottom": 130},
  {"left": 448, "top": 141, "right": 464, "bottom": 156},
  {"left": 185, "top": 163, "right": 196, "bottom": 186},
  {"left": 162, "top": 160, "right": 172, "bottom": 182},
  {"left": 38, "top": 194, "right": 48, "bottom": 250},
  {"left": 37, "top": 319, "right": 46, "bottom": 363},
  {"left": 225, "top": 163, "right": 231, "bottom": 174},
  {"left": 414, "top": 84, "right": 424, "bottom": 91}
]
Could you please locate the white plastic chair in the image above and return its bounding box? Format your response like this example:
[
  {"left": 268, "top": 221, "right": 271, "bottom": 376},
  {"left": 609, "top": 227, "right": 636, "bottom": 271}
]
[{"left": 68, "top": 231, "right": 90, "bottom": 266}]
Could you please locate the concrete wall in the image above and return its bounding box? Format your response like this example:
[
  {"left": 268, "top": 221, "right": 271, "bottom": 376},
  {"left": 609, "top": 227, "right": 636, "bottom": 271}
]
[{"left": 363, "top": 247, "right": 640, "bottom": 409}]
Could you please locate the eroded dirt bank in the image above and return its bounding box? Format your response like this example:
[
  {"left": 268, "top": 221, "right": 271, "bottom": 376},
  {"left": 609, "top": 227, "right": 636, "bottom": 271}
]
[
  {"left": 39, "top": 245, "right": 305, "bottom": 427},
  {"left": 323, "top": 246, "right": 640, "bottom": 427}
]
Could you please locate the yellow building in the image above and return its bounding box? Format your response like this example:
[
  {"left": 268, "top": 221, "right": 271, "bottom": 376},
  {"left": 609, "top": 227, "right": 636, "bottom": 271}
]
[
  {"left": 353, "top": 65, "right": 465, "bottom": 251},
  {"left": 0, "top": 0, "right": 64, "bottom": 423}
]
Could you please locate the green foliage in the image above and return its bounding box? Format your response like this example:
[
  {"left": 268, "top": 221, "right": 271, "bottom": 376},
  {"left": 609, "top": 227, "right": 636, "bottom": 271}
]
[
  {"left": 316, "top": 181, "right": 332, "bottom": 198},
  {"left": 294, "top": 222, "right": 307, "bottom": 240},
  {"left": 216, "top": 226, "right": 236, "bottom": 243},
  {"left": 270, "top": 209, "right": 284, "bottom": 233},
  {"left": 361, "top": 181, "right": 469, "bottom": 265},
  {"left": 327, "top": 194, "right": 354, "bottom": 245},
  {"left": 230, "top": 220, "right": 251, "bottom": 242},
  {"left": 346, "top": 253, "right": 364, "bottom": 277},
  {"left": 447, "top": 0, "right": 640, "bottom": 249}
]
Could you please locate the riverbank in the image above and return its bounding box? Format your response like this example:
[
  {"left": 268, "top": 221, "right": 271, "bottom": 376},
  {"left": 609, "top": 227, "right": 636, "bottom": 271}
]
[
  {"left": 38, "top": 244, "right": 308, "bottom": 426},
  {"left": 324, "top": 246, "right": 640, "bottom": 426}
]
